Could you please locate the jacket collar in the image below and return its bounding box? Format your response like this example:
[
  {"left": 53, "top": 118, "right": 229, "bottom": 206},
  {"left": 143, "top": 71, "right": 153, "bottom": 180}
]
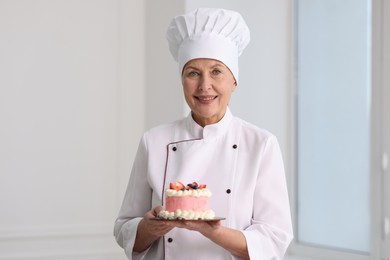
[{"left": 185, "top": 107, "right": 233, "bottom": 139}]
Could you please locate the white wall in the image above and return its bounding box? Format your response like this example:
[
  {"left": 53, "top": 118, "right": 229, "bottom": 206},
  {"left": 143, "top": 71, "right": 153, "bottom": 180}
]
[
  {"left": 0, "top": 0, "right": 142, "bottom": 259},
  {"left": 144, "top": 0, "right": 185, "bottom": 129}
]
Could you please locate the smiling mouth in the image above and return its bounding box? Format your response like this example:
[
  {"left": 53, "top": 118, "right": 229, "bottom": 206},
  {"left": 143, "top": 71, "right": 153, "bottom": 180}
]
[{"left": 196, "top": 96, "right": 218, "bottom": 101}]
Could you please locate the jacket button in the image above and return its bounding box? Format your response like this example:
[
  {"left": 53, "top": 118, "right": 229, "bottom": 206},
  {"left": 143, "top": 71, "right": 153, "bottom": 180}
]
[
  {"left": 172, "top": 147, "right": 177, "bottom": 151},
  {"left": 167, "top": 237, "right": 173, "bottom": 243},
  {"left": 226, "top": 189, "right": 231, "bottom": 194},
  {"left": 232, "top": 144, "right": 237, "bottom": 149}
]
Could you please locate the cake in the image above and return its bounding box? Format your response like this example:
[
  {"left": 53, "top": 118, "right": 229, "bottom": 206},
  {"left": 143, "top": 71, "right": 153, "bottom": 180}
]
[{"left": 158, "top": 181, "right": 215, "bottom": 220}]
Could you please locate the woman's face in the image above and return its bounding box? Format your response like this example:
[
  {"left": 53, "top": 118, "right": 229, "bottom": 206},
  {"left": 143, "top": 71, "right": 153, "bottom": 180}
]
[{"left": 182, "top": 58, "right": 236, "bottom": 127}]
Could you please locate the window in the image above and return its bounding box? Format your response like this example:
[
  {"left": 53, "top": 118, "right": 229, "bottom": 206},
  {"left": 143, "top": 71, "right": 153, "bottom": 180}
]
[{"left": 290, "top": 0, "right": 388, "bottom": 259}]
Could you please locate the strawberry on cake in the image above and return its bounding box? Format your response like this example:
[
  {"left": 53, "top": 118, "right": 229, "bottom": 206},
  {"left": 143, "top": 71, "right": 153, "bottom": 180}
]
[{"left": 158, "top": 181, "right": 215, "bottom": 220}]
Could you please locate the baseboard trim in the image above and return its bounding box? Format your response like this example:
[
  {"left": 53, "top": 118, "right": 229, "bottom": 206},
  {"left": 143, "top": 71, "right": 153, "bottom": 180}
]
[
  {"left": 0, "top": 250, "right": 126, "bottom": 260},
  {"left": 0, "top": 223, "right": 113, "bottom": 240},
  {"left": 0, "top": 224, "right": 126, "bottom": 260}
]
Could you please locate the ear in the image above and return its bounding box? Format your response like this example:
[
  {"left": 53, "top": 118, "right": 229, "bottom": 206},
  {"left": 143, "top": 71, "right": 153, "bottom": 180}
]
[{"left": 232, "top": 81, "right": 237, "bottom": 92}]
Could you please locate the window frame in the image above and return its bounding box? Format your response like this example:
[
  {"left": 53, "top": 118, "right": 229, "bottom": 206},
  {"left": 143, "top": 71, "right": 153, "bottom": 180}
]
[{"left": 380, "top": 0, "right": 390, "bottom": 258}]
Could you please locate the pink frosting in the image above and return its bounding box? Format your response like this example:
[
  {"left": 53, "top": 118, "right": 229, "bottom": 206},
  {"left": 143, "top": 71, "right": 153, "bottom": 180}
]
[{"left": 165, "top": 196, "right": 208, "bottom": 212}]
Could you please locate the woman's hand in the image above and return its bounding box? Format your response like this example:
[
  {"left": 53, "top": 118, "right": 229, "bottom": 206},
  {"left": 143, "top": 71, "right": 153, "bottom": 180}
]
[
  {"left": 142, "top": 206, "right": 174, "bottom": 237},
  {"left": 133, "top": 206, "right": 173, "bottom": 252}
]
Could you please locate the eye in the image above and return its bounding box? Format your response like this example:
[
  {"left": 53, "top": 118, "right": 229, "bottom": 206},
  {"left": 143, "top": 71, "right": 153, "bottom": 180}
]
[
  {"left": 188, "top": 71, "right": 199, "bottom": 77},
  {"left": 212, "top": 69, "right": 221, "bottom": 75}
]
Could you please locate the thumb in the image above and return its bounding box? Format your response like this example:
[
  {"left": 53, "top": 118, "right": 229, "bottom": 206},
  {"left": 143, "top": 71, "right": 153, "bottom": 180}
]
[{"left": 152, "top": 205, "right": 165, "bottom": 216}]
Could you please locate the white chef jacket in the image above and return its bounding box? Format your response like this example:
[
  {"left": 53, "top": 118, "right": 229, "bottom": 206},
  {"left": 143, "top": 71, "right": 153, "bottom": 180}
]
[{"left": 114, "top": 108, "right": 293, "bottom": 260}]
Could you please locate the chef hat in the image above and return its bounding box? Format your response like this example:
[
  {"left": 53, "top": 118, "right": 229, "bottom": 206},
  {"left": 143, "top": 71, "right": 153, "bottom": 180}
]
[{"left": 166, "top": 8, "right": 250, "bottom": 81}]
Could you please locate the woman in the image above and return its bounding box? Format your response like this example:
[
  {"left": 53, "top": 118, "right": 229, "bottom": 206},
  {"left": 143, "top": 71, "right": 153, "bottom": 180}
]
[{"left": 114, "top": 8, "right": 293, "bottom": 260}]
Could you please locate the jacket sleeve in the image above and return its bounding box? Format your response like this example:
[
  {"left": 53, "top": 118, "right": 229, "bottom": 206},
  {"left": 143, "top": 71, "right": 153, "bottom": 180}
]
[
  {"left": 242, "top": 135, "right": 293, "bottom": 260},
  {"left": 114, "top": 135, "right": 152, "bottom": 259}
]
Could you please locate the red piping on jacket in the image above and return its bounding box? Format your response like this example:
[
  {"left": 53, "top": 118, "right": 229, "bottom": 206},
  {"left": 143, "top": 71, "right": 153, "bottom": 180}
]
[{"left": 161, "top": 138, "right": 202, "bottom": 205}]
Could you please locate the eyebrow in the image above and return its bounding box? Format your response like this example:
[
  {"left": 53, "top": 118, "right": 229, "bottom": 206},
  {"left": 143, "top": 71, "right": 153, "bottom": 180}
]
[
  {"left": 183, "top": 65, "right": 199, "bottom": 71},
  {"left": 183, "top": 63, "right": 224, "bottom": 71}
]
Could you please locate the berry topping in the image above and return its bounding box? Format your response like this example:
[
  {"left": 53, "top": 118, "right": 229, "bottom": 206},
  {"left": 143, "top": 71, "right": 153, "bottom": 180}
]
[
  {"left": 170, "top": 181, "right": 185, "bottom": 191},
  {"left": 187, "top": 183, "right": 198, "bottom": 190},
  {"left": 169, "top": 181, "right": 206, "bottom": 190}
]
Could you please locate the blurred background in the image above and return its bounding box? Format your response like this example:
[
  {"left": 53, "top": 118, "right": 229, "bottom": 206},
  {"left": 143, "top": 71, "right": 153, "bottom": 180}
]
[{"left": 0, "top": 0, "right": 388, "bottom": 259}]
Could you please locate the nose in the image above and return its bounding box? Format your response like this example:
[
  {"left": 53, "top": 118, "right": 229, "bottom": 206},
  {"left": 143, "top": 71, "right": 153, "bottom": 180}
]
[{"left": 198, "top": 75, "right": 212, "bottom": 91}]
